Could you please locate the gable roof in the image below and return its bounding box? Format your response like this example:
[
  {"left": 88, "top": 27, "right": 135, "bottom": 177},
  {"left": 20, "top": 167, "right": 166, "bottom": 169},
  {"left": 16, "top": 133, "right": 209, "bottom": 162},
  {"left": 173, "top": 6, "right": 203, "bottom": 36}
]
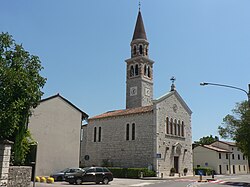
[
  {"left": 212, "top": 140, "right": 236, "bottom": 147},
  {"left": 89, "top": 105, "right": 153, "bottom": 121},
  {"left": 197, "top": 145, "right": 231, "bottom": 153},
  {"left": 40, "top": 93, "right": 88, "bottom": 120},
  {"left": 153, "top": 90, "right": 192, "bottom": 115}
]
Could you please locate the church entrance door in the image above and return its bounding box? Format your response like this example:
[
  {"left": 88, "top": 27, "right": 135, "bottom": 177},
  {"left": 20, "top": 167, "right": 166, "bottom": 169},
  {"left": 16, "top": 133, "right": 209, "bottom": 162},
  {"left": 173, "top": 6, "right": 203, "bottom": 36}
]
[{"left": 174, "top": 156, "right": 179, "bottom": 173}]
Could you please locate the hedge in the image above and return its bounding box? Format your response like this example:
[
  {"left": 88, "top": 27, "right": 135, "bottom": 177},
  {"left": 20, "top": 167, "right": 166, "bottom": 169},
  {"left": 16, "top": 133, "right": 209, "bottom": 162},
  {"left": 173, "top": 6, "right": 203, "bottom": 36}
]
[
  {"left": 108, "top": 168, "right": 156, "bottom": 178},
  {"left": 193, "top": 167, "right": 214, "bottom": 176}
]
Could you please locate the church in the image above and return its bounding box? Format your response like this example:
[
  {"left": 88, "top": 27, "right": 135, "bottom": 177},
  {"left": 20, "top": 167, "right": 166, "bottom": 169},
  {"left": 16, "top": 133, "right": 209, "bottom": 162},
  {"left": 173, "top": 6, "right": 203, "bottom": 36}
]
[{"left": 80, "top": 9, "right": 193, "bottom": 177}]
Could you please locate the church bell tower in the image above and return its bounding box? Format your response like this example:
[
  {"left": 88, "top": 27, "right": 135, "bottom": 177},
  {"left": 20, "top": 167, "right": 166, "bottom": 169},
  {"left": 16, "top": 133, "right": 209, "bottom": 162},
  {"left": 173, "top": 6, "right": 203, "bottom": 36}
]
[{"left": 125, "top": 10, "right": 154, "bottom": 109}]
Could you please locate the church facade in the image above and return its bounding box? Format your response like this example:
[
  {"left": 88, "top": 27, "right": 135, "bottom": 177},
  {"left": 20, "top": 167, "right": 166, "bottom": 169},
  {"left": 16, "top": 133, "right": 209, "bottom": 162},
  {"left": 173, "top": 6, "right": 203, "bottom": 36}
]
[{"left": 80, "top": 10, "right": 193, "bottom": 177}]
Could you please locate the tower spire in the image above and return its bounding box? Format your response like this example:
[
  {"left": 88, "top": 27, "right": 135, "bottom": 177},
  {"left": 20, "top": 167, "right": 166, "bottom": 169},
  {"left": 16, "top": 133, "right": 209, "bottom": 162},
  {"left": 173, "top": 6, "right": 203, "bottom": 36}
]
[{"left": 132, "top": 9, "right": 147, "bottom": 41}]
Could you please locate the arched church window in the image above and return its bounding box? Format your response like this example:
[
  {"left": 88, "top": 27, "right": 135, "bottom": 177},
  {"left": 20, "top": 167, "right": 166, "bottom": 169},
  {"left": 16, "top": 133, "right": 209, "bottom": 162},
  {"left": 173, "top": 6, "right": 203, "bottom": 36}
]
[
  {"left": 174, "top": 119, "right": 177, "bottom": 135},
  {"left": 132, "top": 123, "right": 135, "bottom": 140},
  {"left": 170, "top": 118, "right": 173, "bottom": 134},
  {"left": 135, "top": 64, "right": 139, "bottom": 76},
  {"left": 130, "top": 65, "right": 134, "bottom": 77},
  {"left": 166, "top": 117, "right": 169, "bottom": 134},
  {"left": 144, "top": 65, "right": 147, "bottom": 75},
  {"left": 98, "top": 127, "right": 101, "bottom": 142},
  {"left": 133, "top": 45, "right": 136, "bottom": 55},
  {"left": 177, "top": 120, "right": 181, "bottom": 136},
  {"left": 139, "top": 45, "right": 143, "bottom": 55},
  {"left": 126, "top": 124, "right": 129, "bottom": 140},
  {"left": 147, "top": 66, "right": 151, "bottom": 78},
  {"left": 94, "top": 127, "right": 97, "bottom": 142},
  {"left": 181, "top": 121, "right": 184, "bottom": 137},
  {"left": 146, "top": 47, "right": 148, "bottom": 56}
]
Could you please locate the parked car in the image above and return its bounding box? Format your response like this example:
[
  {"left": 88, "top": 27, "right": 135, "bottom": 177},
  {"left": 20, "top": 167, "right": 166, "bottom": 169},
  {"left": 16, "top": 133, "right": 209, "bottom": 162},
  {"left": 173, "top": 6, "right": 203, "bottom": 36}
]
[
  {"left": 65, "top": 167, "right": 113, "bottom": 185},
  {"left": 50, "top": 167, "right": 84, "bottom": 181}
]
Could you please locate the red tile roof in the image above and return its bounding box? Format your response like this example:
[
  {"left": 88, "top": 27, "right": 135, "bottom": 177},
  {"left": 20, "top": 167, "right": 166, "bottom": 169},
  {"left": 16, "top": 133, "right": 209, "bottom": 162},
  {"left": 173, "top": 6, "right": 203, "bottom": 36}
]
[{"left": 89, "top": 105, "right": 153, "bottom": 120}]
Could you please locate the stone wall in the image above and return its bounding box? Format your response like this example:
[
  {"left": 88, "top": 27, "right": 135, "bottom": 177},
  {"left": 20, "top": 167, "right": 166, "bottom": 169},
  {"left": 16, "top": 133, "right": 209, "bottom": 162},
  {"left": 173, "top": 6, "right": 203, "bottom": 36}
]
[
  {"left": 0, "top": 140, "right": 13, "bottom": 187},
  {"left": 81, "top": 110, "right": 155, "bottom": 169},
  {"left": 8, "top": 166, "right": 32, "bottom": 187}
]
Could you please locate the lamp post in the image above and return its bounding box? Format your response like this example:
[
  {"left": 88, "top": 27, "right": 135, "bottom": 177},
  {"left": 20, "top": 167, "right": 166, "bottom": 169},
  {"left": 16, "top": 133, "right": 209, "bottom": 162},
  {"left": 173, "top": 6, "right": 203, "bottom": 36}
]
[{"left": 200, "top": 82, "right": 250, "bottom": 107}]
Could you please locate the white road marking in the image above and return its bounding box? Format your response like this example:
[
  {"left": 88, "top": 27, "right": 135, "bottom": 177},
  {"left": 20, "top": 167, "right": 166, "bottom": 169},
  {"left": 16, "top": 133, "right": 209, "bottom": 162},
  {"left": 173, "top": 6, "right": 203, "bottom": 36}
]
[{"left": 130, "top": 182, "right": 153, "bottom": 186}]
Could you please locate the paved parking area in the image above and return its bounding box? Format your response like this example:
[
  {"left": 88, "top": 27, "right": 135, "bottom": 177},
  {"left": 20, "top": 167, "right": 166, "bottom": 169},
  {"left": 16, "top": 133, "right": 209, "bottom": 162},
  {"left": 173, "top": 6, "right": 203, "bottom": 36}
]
[{"left": 30, "top": 178, "right": 164, "bottom": 187}]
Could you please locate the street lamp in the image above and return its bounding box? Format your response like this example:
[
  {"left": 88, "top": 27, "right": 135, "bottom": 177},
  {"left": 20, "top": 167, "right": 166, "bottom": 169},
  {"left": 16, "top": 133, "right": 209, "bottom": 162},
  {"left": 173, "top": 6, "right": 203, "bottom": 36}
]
[{"left": 200, "top": 82, "right": 250, "bottom": 107}]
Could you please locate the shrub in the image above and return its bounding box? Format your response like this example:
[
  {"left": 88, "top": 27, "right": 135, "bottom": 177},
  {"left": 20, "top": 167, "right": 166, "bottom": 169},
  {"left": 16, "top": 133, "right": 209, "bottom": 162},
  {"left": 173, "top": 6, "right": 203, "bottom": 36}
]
[
  {"left": 193, "top": 167, "right": 213, "bottom": 176},
  {"left": 108, "top": 168, "right": 156, "bottom": 178},
  {"left": 183, "top": 168, "right": 188, "bottom": 173},
  {"left": 170, "top": 168, "right": 176, "bottom": 173}
]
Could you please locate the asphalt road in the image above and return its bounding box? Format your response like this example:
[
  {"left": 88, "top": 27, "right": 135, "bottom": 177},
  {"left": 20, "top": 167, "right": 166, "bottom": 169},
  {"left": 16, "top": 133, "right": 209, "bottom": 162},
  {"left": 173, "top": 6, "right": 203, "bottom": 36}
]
[{"left": 31, "top": 174, "right": 250, "bottom": 187}]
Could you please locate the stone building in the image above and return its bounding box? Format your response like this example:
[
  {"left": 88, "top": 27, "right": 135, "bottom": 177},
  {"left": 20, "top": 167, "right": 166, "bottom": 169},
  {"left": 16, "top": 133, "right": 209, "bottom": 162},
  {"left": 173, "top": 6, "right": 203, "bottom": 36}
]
[{"left": 80, "top": 9, "right": 193, "bottom": 177}]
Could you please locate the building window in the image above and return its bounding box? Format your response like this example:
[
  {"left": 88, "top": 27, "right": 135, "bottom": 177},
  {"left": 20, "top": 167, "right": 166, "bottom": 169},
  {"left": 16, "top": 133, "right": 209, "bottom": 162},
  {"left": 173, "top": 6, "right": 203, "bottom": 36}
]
[
  {"left": 146, "top": 47, "right": 148, "bottom": 55},
  {"left": 174, "top": 119, "right": 177, "bottom": 135},
  {"left": 226, "top": 154, "right": 228, "bottom": 159},
  {"left": 232, "top": 154, "right": 234, "bottom": 160},
  {"left": 98, "top": 127, "right": 101, "bottom": 142},
  {"left": 219, "top": 153, "right": 221, "bottom": 159},
  {"left": 226, "top": 165, "right": 229, "bottom": 171},
  {"left": 170, "top": 118, "right": 173, "bottom": 134},
  {"left": 238, "top": 154, "right": 240, "bottom": 160},
  {"left": 144, "top": 65, "right": 147, "bottom": 75},
  {"left": 147, "top": 66, "right": 151, "bottom": 78},
  {"left": 166, "top": 117, "right": 169, "bottom": 134},
  {"left": 130, "top": 65, "right": 134, "bottom": 77},
  {"left": 243, "top": 155, "right": 245, "bottom": 160},
  {"left": 94, "top": 127, "right": 97, "bottom": 142},
  {"left": 181, "top": 121, "right": 184, "bottom": 137},
  {"left": 139, "top": 45, "right": 143, "bottom": 55},
  {"left": 132, "top": 123, "right": 135, "bottom": 140},
  {"left": 177, "top": 120, "right": 181, "bottom": 136},
  {"left": 135, "top": 64, "right": 139, "bottom": 76},
  {"left": 133, "top": 45, "right": 136, "bottom": 55},
  {"left": 244, "top": 165, "right": 246, "bottom": 171},
  {"left": 239, "top": 165, "right": 241, "bottom": 171},
  {"left": 126, "top": 124, "right": 129, "bottom": 140}
]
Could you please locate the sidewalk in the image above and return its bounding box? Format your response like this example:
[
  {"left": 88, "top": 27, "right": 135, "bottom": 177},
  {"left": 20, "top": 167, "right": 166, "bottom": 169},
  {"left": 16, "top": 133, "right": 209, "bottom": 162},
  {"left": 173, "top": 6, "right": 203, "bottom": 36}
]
[{"left": 142, "top": 174, "right": 217, "bottom": 181}]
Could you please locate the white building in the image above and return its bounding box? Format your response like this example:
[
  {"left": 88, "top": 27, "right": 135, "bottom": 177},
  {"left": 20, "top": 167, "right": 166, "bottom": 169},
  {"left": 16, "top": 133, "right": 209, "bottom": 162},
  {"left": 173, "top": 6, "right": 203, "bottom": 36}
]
[
  {"left": 28, "top": 94, "right": 88, "bottom": 176},
  {"left": 193, "top": 141, "right": 249, "bottom": 174}
]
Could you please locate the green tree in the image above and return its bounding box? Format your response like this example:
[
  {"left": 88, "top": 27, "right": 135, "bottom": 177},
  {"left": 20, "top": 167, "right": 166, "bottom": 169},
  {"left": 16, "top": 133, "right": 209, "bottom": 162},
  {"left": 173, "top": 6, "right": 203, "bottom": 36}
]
[
  {"left": 0, "top": 32, "right": 46, "bottom": 165},
  {"left": 218, "top": 101, "right": 250, "bottom": 158},
  {"left": 194, "top": 135, "right": 219, "bottom": 145}
]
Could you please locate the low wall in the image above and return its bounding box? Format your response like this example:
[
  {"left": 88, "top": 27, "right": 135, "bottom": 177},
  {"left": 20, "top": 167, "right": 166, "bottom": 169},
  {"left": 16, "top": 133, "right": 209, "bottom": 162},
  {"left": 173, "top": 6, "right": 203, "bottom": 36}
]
[
  {"left": 8, "top": 166, "right": 32, "bottom": 187},
  {"left": 0, "top": 140, "right": 13, "bottom": 187}
]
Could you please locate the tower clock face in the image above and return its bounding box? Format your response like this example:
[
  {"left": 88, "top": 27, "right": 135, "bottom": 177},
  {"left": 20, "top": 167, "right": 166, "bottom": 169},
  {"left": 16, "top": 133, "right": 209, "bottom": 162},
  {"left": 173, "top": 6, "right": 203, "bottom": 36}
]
[
  {"left": 145, "top": 87, "right": 151, "bottom": 96},
  {"left": 130, "top": 86, "right": 137, "bottom": 96}
]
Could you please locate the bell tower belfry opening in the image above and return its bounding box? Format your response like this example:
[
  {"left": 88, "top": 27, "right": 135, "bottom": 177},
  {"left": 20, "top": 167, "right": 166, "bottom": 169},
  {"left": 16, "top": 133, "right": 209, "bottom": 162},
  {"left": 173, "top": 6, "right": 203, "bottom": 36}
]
[{"left": 125, "top": 9, "right": 154, "bottom": 109}]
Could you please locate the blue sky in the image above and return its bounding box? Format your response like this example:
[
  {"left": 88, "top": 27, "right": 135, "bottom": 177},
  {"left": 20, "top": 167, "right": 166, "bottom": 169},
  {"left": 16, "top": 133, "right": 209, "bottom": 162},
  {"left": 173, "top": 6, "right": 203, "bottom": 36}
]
[{"left": 1, "top": 0, "right": 250, "bottom": 142}]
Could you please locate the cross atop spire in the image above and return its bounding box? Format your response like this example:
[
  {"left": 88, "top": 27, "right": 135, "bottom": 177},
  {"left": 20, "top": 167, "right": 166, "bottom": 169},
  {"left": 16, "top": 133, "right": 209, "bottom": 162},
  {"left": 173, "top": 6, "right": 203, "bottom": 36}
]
[{"left": 139, "top": 0, "right": 141, "bottom": 11}]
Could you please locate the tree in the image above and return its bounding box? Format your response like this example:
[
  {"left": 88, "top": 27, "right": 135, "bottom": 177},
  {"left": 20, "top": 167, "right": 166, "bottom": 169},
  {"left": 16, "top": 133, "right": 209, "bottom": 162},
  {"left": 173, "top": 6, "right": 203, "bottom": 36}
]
[
  {"left": 194, "top": 135, "right": 219, "bottom": 146},
  {"left": 0, "top": 32, "right": 46, "bottom": 165},
  {"left": 218, "top": 101, "right": 250, "bottom": 158}
]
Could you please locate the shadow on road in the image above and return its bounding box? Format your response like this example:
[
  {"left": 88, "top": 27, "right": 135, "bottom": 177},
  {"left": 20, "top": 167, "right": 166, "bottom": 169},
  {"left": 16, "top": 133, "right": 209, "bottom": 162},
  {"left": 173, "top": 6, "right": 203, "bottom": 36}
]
[{"left": 222, "top": 181, "right": 250, "bottom": 186}]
